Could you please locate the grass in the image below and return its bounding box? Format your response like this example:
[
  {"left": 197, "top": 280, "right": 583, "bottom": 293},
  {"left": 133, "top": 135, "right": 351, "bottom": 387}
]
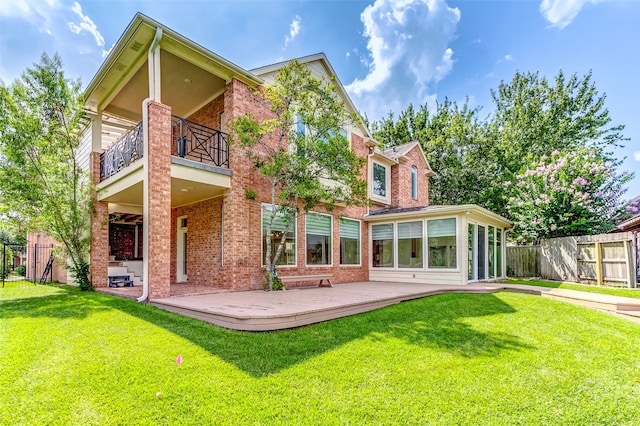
[
  {"left": 2, "top": 283, "right": 639, "bottom": 425},
  {"left": 503, "top": 277, "right": 640, "bottom": 299}
]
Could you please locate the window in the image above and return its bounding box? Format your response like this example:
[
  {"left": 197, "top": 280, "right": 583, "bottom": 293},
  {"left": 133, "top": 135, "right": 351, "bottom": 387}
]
[
  {"left": 340, "top": 218, "right": 360, "bottom": 265},
  {"left": 372, "top": 162, "right": 387, "bottom": 197},
  {"left": 262, "top": 204, "right": 296, "bottom": 266},
  {"left": 488, "top": 226, "right": 495, "bottom": 278},
  {"left": 496, "top": 228, "right": 503, "bottom": 277},
  {"left": 468, "top": 223, "right": 475, "bottom": 281},
  {"left": 398, "top": 221, "right": 423, "bottom": 268},
  {"left": 306, "top": 213, "right": 332, "bottom": 265},
  {"left": 477, "top": 225, "right": 486, "bottom": 279},
  {"left": 411, "top": 166, "right": 418, "bottom": 199},
  {"left": 372, "top": 223, "right": 394, "bottom": 267},
  {"left": 427, "top": 218, "right": 457, "bottom": 268}
]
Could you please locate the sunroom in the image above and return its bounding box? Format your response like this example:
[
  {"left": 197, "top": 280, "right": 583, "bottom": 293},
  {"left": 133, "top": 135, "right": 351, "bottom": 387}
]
[{"left": 364, "top": 205, "right": 511, "bottom": 285}]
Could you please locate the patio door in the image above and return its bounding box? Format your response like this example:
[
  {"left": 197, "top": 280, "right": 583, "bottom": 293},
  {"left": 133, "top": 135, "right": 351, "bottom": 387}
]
[
  {"left": 477, "top": 225, "right": 486, "bottom": 280},
  {"left": 177, "top": 216, "right": 187, "bottom": 282}
]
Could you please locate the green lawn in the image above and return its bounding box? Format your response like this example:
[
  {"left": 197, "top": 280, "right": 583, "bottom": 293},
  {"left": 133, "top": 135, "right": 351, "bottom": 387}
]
[
  {"left": 2, "top": 283, "right": 639, "bottom": 425},
  {"left": 504, "top": 277, "right": 640, "bottom": 299}
]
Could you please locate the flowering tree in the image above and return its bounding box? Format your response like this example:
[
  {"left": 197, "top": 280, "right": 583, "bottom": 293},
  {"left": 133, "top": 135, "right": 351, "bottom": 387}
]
[{"left": 505, "top": 149, "right": 631, "bottom": 244}]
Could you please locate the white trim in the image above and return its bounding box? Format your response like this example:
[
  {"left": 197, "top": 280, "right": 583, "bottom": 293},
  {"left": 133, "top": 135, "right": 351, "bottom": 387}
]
[
  {"left": 339, "top": 217, "right": 361, "bottom": 266},
  {"left": 305, "top": 212, "right": 334, "bottom": 267},
  {"left": 261, "top": 203, "right": 297, "bottom": 267},
  {"left": 370, "top": 160, "right": 391, "bottom": 205},
  {"left": 176, "top": 215, "right": 187, "bottom": 283}
]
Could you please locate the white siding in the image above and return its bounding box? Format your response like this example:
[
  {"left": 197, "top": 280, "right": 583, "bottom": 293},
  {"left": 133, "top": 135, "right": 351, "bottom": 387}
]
[{"left": 76, "top": 126, "right": 92, "bottom": 172}]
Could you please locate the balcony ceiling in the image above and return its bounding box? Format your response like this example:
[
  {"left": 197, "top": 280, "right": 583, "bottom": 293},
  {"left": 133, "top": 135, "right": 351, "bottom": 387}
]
[
  {"left": 105, "top": 51, "right": 226, "bottom": 122},
  {"left": 85, "top": 13, "right": 261, "bottom": 123}
]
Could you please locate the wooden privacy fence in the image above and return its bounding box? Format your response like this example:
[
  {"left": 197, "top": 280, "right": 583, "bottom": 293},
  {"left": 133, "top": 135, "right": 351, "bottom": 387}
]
[{"left": 507, "top": 231, "right": 639, "bottom": 288}]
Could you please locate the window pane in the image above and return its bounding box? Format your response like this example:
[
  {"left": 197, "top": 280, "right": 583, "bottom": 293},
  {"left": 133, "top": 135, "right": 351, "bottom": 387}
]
[
  {"left": 306, "top": 213, "right": 332, "bottom": 265},
  {"left": 372, "top": 223, "right": 394, "bottom": 267},
  {"left": 496, "top": 229, "right": 503, "bottom": 277},
  {"left": 398, "top": 221, "right": 423, "bottom": 268},
  {"left": 477, "top": 225, "right": 485, "bottom": 279},
  {"left": 468, "top": 223, "right": 475, "bottom": 280},
  {"left": 373, "top": 163, "right": 386, "bottom": 197},
  {"left": 262, "top": 205, "right": 295, "bottom": 266},
  {"left": 340, "top": 219, "right": 360, "bottom": 265},
  {"left": 411, "top": 166, "right": 417, "bottom": 199},
  {"left": 488, "top": 226, "right": 495, "bottom": 278},
  {"left": 428, "top": 218, "right": 456, "bottom": 268}
]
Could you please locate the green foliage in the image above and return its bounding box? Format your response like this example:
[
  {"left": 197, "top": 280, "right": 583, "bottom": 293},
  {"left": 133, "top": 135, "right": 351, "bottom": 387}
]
[
  {"left": 505, "top": 149, "right": 631, "bottom": 243},
  {"left": 70, "top": 259, "right": 91, "bottom": 291},
  {"left": 2, "top": 287, "right": 640, "bottom": 424},
  {"left": 231, "top": 60, "right": 367, "bottom": 290},
  {"left": 243, "top": 188, "right": 257, "bottom": 200},
  {"left": 371, "top": 70, "right": 632, "bottom": 233},
  {"left": 0, "top": 53, "right": 91, "bottom": 287},
  {"left": 15, "top": 264, "right": 26, "bottom": 277},
  {"left": 0, "top": 246, "right": 12, "bottom": 279},
  {"left": 262, "top": 270, "right": 284, "bottom": 291}
]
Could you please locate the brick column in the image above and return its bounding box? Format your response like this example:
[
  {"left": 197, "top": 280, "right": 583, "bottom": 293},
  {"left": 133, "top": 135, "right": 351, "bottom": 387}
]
[
  {"left": 146, "top": 101, "right": 172, "bottom": 299},
  {"left": 90, "top": 152, "right": 109, "bottom": 288}
]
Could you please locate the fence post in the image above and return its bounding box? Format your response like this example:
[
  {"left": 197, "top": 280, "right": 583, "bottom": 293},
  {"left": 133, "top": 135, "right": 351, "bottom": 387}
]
[{"left": 595, "top": 242, "right": 603, "bottom": 286}]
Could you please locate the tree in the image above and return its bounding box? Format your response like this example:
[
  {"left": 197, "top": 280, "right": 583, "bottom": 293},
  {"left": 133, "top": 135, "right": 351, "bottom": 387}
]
[
  {"left": 0, "top": 53, "right": 92, "bottom": 289},
  {"left": 231, "top": 60, "right": 367, "bottom": 290},
  {"left": 487, "top": 70, "right": 629, "bottom": 215},
  {"left": 371, "top": 99, "right": 493, "bottom": 205},
  {"left": 505, "top": 149, "right": 631, "bottom": 244}
]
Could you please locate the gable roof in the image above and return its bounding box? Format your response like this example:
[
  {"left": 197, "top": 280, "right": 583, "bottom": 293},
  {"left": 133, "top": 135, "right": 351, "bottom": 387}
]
[
  {"left": 381, "top": 141, "right": 435, "bottom": 176},
  {"left": 251, "top": 53, "right": 374, "bottom": 140}
]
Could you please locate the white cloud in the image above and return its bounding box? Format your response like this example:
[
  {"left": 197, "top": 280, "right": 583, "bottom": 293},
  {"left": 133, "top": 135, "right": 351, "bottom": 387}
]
[
  {"left": 634, "top": 151, "right": 640, "bottom": 162},
  {"left": 539, "top": 0, "right": 601, "bottom": 29},
  {"left": 504, "top": 54, "right": 513, "bottom": 61},
  {"left": 346, "top": 0, "right": 460, "bottom": 120},
  {"left": 284, "top": 15, "right": 301, "bottom": 48},
  {"left": 68, "top": 1, "right": 107, "bottom": 55}
]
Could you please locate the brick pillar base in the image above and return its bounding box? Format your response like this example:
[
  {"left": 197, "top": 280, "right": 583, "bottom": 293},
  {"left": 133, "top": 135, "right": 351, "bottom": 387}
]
[
  {"left": 147, "top": 101, "right": 172, "bottom": 299},
  {"left": 90, "top": 152, "right": 109, "bottom": 288}
]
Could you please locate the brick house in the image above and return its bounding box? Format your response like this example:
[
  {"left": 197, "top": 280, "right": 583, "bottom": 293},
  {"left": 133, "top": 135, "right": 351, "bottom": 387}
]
[{"left": 84, "top": 13, "right": 510, "bottom": 301}]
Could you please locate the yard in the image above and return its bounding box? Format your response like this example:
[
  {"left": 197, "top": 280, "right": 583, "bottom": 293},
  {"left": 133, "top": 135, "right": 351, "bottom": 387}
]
[{"left": 1, "top": 281, "right": 639, "bottom": 425}]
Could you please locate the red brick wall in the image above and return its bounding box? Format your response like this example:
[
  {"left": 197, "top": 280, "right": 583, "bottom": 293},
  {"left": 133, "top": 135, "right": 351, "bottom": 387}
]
[
  {"left": 170, "top": 197, "right": 224, "bottom": 287},
  {"left": 390, "top": 146, "right": 430, "bottom": 208},
  {"left": 90, "top": 152, "right": 109, "bottom": 288},
  {"left": 147, "top": 101, "right": 172, "bottom": 299},
  {"left": 109, "top": 224, "right": 136, "bottom": 259}
]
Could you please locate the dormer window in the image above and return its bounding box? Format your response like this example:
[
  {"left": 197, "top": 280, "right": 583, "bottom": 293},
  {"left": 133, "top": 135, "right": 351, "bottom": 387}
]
[{"left": 372, "top": 163, "right": 387, "bottom": 197}]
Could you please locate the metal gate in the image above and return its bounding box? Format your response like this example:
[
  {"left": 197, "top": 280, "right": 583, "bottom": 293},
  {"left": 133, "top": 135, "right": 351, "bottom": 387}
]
[{"left": 2, "top": 243, "right": 54, "bottom": 287}]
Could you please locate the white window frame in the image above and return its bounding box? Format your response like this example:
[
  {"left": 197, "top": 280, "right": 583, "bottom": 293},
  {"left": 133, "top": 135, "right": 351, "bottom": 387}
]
[
  {"left": 339, "top": 217, "right": 361, "bottom": 266},
  {"left": 426, "top": 217, "right": 459, "bottom": 270},
  {"left": 370, "top": 222, "right": 395, "bottom": 269},
  {"left": 305, "top": 212, "right": 333, "bottom": 267},
  {"left": 176, "top": 215, "right": 188, "bottom": 283},
  {"left": 411, "top": 165, "right": 418, "bottom": 199},
  {"left": 370, "top": 161, "right": 391, "bottom": 204},
  {"left": 261, "top": 203, "right": 297, "bottom": 268},
  {"left": 396, "top": 219, "right": 424, "bottom": 270}
]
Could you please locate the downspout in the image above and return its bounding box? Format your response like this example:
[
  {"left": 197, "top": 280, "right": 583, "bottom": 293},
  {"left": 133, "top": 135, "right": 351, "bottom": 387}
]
[{"left": 138, "top": 27, "right": 163, "bottom": 303}]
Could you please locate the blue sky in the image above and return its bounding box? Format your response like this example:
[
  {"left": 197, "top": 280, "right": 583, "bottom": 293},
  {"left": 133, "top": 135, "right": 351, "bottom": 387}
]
[{"left": 1, "top": 0, "right": 638, "bottom": 196}]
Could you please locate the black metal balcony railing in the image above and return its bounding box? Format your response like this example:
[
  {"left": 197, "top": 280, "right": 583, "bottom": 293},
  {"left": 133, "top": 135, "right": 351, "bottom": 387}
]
[
  {"left": 99, "top": 116, "right": 229, "bottom": 182},
  {"left": 100, "top": 121, "right": 144, "bottom": 181},
  {"left": 171, "top": 116, "right": 229, "bottom": 168}
]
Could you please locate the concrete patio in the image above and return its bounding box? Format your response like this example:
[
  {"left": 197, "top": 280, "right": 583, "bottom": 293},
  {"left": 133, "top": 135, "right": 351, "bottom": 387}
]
[{"left": 137, "top": 282, "right": 640, "bottom": 331}]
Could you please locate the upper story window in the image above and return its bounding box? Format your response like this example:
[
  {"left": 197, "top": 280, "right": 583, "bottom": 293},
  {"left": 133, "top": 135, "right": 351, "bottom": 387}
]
[
  {"left": 372, "top": 162, "right": 387, "bottom": 198},
  {"left": 411, "top": 166, "right": 418, "bottom": 199}
]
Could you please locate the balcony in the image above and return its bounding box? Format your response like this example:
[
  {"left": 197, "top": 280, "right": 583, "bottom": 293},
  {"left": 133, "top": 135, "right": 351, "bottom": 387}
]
[{"left": 99, "top": 116, "right": 229, "bottom": 183}]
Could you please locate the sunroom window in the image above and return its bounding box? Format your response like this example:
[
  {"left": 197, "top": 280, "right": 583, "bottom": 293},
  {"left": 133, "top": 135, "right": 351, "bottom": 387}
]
[
  {"left": 398, "top": 221, "right": 423, "bottom": 268},
  {"left": 427, "top": 218, "right": 457, "bottom": 268},
  {"left": 372, "top": 223, "right": 394, "bottom": 267}
]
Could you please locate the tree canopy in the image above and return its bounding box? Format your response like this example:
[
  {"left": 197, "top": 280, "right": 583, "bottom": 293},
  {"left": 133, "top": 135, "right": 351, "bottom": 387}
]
[
  {"left": 0, "top": 53, "right": 92, "bottom": 289},
  {"left": 371, "top": 69, "right": 632, "bottom": 240},
  {"left": 231, "top": 60, "right": 367, "bottom": 289}
]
